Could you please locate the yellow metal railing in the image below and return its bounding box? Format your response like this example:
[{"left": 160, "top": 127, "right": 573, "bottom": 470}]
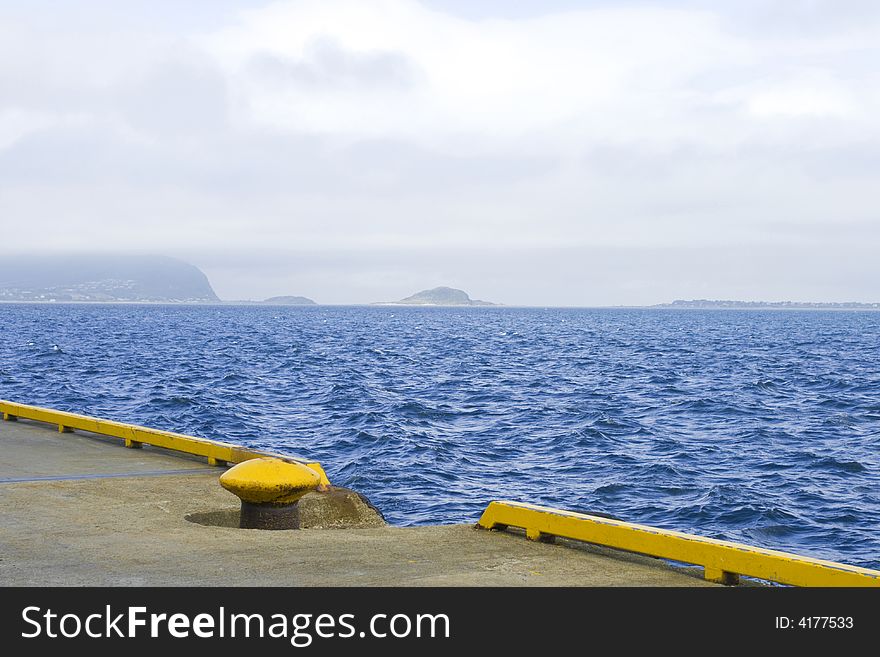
[
  {"left": 0, "top": 399, "right": 329, "bottom": 486},
  {"left": 478, "top": 500, "right": 880, "bottom": 587}
]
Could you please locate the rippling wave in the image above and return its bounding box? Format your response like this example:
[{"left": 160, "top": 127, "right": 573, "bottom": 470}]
[{"left": 2, "top": 304, "right": 879, "bottom": 568}]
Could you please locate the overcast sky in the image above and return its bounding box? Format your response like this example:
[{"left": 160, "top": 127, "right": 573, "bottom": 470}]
[{"left": 1, "top": 0, "right": 879, "bottom": 304}]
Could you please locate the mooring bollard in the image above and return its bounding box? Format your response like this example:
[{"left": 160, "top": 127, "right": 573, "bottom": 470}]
[{"left": 219, "top": 457, "right": 321, "bottom": 529}]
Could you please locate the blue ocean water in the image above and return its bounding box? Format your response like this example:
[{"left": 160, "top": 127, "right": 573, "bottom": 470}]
[{"left": 1, "top": 304, "right": 879, "bottom": 568}]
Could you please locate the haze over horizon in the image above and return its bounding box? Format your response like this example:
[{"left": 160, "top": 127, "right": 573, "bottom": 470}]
[{"left": 2, "top": 1, "right": 879, "bottom": 305}]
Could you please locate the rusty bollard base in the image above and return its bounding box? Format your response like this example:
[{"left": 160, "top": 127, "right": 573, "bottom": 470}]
[{"left": 219, "top": 457, "right": 321, "bottom": 530}]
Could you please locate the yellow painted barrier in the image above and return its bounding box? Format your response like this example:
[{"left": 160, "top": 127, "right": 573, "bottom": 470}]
[
  {"left": 478, "top": 500, "right": 880, "bottom": 587},
  {"left": 0, "top": 399, "right": 330, "bottom": 486}
]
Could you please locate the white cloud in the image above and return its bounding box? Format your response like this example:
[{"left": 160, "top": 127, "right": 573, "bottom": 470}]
[
  {"left": 202, "top": 2, "right": 747, "bottom": 145},
  {"left": 745, "top": 71, "right": 862, "bottom": 119},
  {"left": 0, "top": 109, "right": 58, "bottom": 149}
]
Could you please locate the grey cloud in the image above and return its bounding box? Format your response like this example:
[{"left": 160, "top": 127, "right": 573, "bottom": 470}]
[
  {"left": 0, "top": 124, "right": 127, "bottom": 184},
  {"left": 247, "top": 37, "right": 419, "bottom": 91},
  {"left": 719, "top": 0, "right": 880, "bottom": 36},
  {"left": 796, "top": 143, "right": 880, "bottom": 181},
  {"left": 428, "top": 0, "right": 880, "bottom": 36},
  {"left": 578, "top": 137, "right": 880, "bottom": 219},
  {"left": 0, "top": 123, "right": 555, "bottom": 197},
  {"left": 0, "top": 59, "right": 100, "bottom": 114},
  {"left": 335, "top": 139, "right": 558, "bottom": 194},
  {"left": 116, "top": 53, "right": 230, "bottom": 137}
]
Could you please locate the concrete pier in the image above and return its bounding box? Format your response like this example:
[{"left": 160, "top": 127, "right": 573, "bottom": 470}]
[{"left": 0, "top": 418, "right": 714, "bottom": 587}]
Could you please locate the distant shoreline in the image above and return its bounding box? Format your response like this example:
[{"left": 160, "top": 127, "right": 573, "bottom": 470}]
[
  {"left": 648, "top": 305, "right": 880, "bottom": 312},
  {"left": 652, "top": 300, "right": 880, "bottom": 311},
  {"left": 3, "top": 300, "right": 880, "bottom": 311}
]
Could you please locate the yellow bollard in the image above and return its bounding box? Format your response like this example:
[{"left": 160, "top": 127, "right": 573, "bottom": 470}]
[{"left": 219, "top": 457, "right": 321, "bottom": 529}]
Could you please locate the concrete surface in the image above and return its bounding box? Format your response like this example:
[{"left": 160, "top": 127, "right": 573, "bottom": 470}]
[
  {"left": 0, "top": 418, "right": 715, "bottom": 586},
  {"left": 0, "top": 417, "right": 213, "bottom": 481}
]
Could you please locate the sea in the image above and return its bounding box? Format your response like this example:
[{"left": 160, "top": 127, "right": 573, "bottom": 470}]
[{"left": 1, "top": 303, "right": 878, "bottom": 569}]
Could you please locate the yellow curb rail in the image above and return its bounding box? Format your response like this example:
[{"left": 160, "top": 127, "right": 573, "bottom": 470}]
[
  {"left": 477, "top": 500, "right": 880, "bottom": 587},
  {"left": 0, "top": 399, "right": 329, "bottom": 486}
]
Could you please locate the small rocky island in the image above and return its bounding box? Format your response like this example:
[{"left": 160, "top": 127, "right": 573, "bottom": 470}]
[
  {"left": 261, "top": 296, "right": 317, "bottom": 306},
  {"left": 383, "top": 286, "right": 496, "bottom": 306}
]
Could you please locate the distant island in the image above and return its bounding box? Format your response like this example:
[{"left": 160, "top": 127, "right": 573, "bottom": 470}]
[
  {"left": 261, "top": 295, "right": 316, "bottom": 306},
  {"left": 655, "top": 299, "right": 880, "bottom": 310},
  {"left": 378, "top": 286, "right": 497, "bottom": 306},
  {"left": 0, "top": 255, "right": 218, "bottom": 303}
]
